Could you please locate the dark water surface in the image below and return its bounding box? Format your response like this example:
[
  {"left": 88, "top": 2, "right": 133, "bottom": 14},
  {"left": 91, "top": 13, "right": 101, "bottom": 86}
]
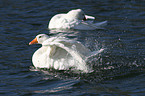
[{"left": 0, "top": 0, "right": 145, "bottom": 96}]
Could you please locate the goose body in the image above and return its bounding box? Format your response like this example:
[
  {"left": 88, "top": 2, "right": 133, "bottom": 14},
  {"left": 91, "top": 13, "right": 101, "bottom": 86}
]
[
  {"left": 29, "top": 34, "right": 103, "bottom": 73},
  {"left": 48, "top": 9, "right": 107, "bottom": 30}
]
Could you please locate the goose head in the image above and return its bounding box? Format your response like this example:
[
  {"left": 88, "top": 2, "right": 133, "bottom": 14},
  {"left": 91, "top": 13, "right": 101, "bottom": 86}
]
[
  {"left": 29, "top": 34, "right": 49, "bottom": 45},
  {"left": 66, "top": 9, "right": 86, "bottom": 21}
]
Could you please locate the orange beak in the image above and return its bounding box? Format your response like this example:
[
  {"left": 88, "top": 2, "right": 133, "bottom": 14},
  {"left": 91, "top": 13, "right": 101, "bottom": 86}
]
[{"left": 29, "top": 37, "right": 38, "bottom": 45}]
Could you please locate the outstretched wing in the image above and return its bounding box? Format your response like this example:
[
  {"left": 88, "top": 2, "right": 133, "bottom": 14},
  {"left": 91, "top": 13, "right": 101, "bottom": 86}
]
[
  {"left": 74, "top": 20, "right": 107, "bottom": 30},
  {"left": 48, "top": 42, "right": 85, "bottom": 61},
  {"left": 48, "top": 42, "right": 90, "bottom": 72}
]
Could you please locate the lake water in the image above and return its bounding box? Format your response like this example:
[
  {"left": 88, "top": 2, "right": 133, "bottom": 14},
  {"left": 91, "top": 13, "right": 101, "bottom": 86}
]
[{"left": 0, "top": 0, "right": 145, "bottom": 96}]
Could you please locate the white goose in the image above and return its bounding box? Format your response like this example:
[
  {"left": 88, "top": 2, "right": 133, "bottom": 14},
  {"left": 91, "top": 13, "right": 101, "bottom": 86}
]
[
  {"left": 48, "top": 9, "right": 107, "bottom": 30},
  {"left": 29, "top": 34, "right": 104, "bottom": 73}
]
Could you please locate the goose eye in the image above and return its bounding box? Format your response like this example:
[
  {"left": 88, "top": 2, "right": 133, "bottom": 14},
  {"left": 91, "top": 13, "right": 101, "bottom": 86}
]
[
  {"left": 82, "top": 13, "right": 84, "bottom": 16},
  {"left": 39, "top": 36, "right": 42, "bottom": 38}
]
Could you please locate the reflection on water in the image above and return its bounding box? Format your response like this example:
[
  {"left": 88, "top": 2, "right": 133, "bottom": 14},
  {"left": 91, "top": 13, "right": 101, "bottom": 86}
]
[
  {"left": 33, "top": 79, "right": 78, "bottom": 94},
  {"left": 49, "top": 29, "right": 79, "bottom": 40}
]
